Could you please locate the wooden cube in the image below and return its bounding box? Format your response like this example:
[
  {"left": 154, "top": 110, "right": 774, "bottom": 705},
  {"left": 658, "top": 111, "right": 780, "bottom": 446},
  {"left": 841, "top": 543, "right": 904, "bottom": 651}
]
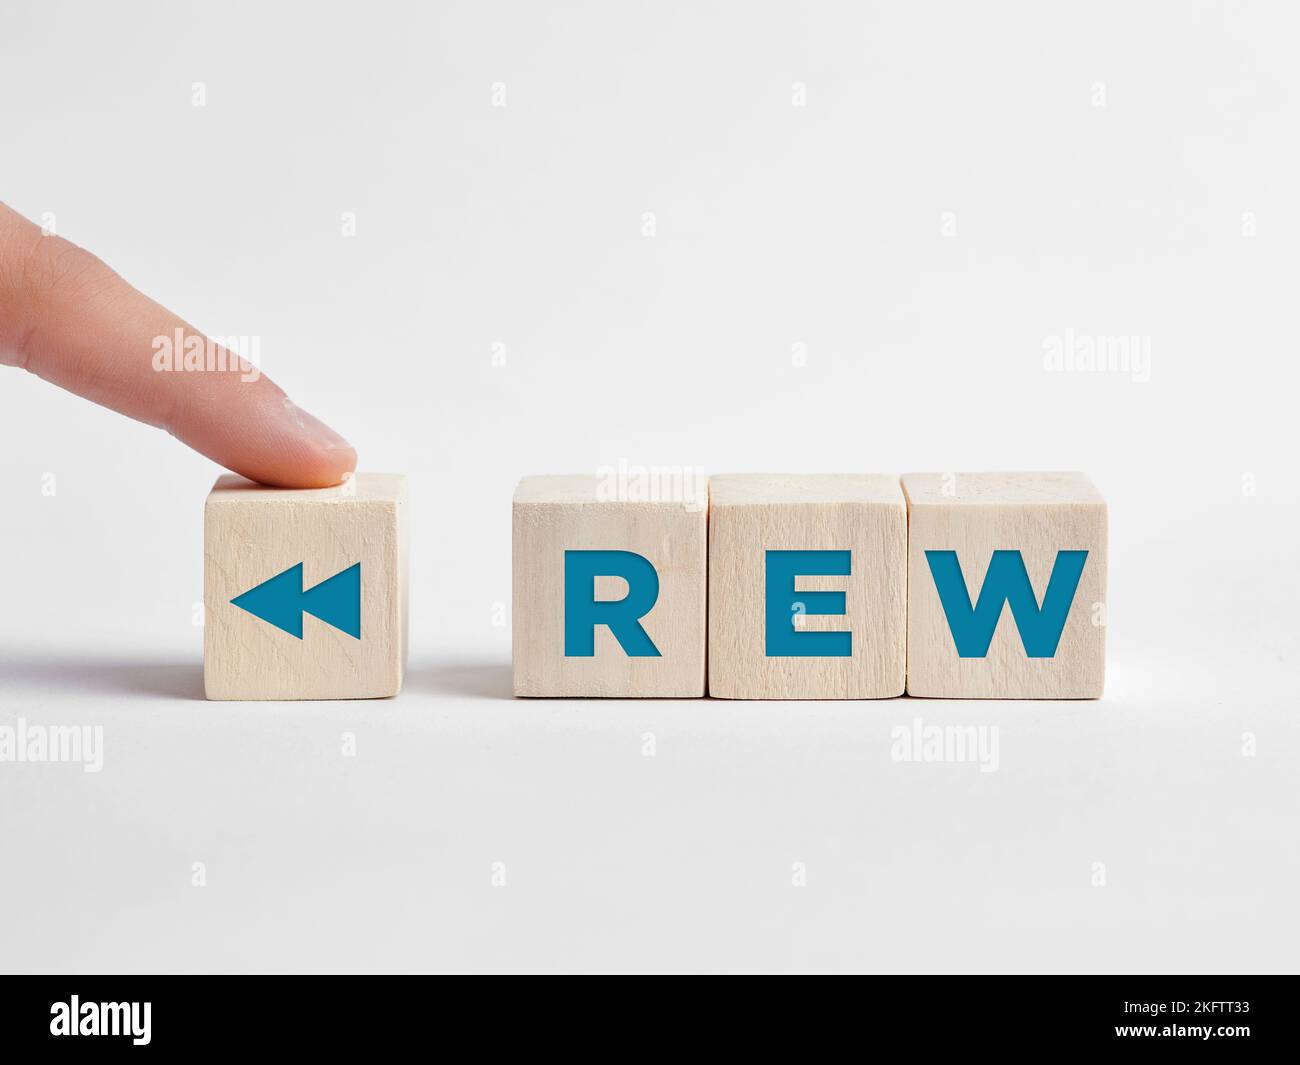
[
  {"left": 902, "top": 472, "right": 1107, "bottom": 699},
  {"left": 707, "top": 474, "right": 906, "bottom": 699},
  {"left": 512, "top": 475, "right": 707, "bottom": 697},
  {"left": 204, "top": 473, "right": 408, "bottom": 700}
]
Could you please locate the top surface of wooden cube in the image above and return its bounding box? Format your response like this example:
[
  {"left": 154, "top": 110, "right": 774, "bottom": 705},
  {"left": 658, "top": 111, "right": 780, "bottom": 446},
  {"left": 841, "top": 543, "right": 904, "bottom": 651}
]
[
  {"left": 514, "top": 473, "right": 707, "bottom": 510},
  {"left": 710, "top": 473, "right": 903, "bottom": 506},
  {"left": 207, "top": 472, "right": 406, "bottom": 506},
  {"left": 901, "top": 471, "right": 1104, "bottom": 507}
]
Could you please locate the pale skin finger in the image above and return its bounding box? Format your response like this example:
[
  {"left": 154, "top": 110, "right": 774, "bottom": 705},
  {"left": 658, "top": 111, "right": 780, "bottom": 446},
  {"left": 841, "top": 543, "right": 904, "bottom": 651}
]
[{"left": 0, "top": 202, "right": 356, "bottom": 488}]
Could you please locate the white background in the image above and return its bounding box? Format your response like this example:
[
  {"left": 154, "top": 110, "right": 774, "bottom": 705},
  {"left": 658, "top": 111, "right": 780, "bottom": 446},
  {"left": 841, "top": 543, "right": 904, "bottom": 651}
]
[{"left": 1, "top": 0, "right": 1296, "bottom": 973}]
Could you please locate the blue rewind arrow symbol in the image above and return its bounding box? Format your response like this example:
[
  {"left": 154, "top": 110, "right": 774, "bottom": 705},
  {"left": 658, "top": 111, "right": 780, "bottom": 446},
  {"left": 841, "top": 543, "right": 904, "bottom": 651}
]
[{"left": 231, "top": 562, "right": 361, "bottom": 639}]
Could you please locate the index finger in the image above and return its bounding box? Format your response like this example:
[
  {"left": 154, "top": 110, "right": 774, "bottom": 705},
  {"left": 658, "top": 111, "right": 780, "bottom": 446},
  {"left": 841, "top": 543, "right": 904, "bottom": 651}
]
[{"left": 0, "top": 203, "right": 356, "bottom": 489}]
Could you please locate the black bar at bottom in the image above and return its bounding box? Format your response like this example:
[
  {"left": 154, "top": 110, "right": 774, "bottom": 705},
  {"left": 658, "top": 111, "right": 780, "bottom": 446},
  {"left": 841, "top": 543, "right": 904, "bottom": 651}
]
[{"left": 0, "top": 975, "right": 1291, "bottom": 1053}]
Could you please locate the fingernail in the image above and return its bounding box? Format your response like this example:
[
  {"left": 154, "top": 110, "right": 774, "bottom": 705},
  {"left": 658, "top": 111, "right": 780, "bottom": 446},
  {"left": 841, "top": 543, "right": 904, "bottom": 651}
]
[{"left": 283, "top": 398, "right": 355, "bottom": 457}]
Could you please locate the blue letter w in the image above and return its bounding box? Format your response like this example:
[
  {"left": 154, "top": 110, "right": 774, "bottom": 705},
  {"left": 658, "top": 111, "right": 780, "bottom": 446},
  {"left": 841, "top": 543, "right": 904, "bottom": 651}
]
[{"left": 925, "top": 549, "right": 1088, "bottom": 658}]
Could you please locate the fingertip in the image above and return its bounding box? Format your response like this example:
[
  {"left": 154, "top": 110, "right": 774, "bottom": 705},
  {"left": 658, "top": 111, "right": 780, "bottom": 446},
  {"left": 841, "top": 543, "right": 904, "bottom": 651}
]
[
  {"left": 265, "top": 402, "right": 357, "bottom": 487},
  {"left": 220, "top": 448, "right": 357, "bottom": 489},
  {"left": 290, "top": 442, "right": 358, "bottom": 489},
  {"left": 224, "top": 432, "right": 357, "bottom": 490},
  {"left": 171, "top": 384, "right": 358, "bottom": 489}
]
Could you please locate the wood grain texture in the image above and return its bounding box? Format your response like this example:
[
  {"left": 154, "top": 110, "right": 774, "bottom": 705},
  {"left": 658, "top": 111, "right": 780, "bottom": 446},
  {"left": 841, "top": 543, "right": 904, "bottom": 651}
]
[
  {"left": 707, "top": 474, "right": 906, "bottom": 699},
  {"left": 204, "top": 473, "right": 408, "bottom": 700},
  {"left": 902, "top": 471, "right": 1106, "bottom": 699},
  {"left": 512, "top": 475, "right": 707, "bottom": 697}
]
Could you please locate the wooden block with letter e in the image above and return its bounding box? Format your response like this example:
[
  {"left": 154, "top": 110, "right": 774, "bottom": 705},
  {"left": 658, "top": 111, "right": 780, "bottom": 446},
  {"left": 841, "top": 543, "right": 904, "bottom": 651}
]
[
  {"left": 512, "top": 474, "right": 707, "bottom": 697},
  {"left": 902, "top": 471, "right": 1107, "bottom": 699},
  {"left": 707, "top": 474, "right": 906, "bottom": 699},
  {"left": 204, "top": 473, "right": 409, "bottom": 700}
]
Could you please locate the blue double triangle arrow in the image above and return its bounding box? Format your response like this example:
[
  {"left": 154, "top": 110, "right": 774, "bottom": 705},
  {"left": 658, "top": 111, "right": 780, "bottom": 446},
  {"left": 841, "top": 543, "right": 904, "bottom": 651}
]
[{"left": 231, "top": 562, "right": 361, "bottom": 639}]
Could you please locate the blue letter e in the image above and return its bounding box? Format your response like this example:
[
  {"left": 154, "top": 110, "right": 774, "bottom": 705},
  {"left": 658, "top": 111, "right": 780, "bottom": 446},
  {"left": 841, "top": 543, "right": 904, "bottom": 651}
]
[
  {"left": 564, "top": 550, "right": 662, "bottom": 657},
  {"left": 765, "top": 550, "right": 852, "bottom": 657}
]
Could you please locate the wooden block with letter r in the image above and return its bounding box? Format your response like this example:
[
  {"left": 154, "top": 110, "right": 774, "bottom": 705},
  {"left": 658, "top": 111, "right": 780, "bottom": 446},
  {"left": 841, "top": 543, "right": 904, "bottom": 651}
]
[
  {"left": 512, "top": 474, "right": 707, "bottom": 697},
  {"left": 902, "top": 471, "right": 1107, "bottom": 699},
  {"left": 204, "top": 473, "right": 409, "bottom": 700},
  {"left": 707, "top": 474, "right": 906, "bottom": 699}
]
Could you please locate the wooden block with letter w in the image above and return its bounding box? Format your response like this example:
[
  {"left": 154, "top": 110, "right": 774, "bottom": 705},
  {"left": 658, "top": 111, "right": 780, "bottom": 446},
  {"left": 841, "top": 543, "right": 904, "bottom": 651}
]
[{"left": 902, "top": 472, "right": 1107, "bottom": 699}]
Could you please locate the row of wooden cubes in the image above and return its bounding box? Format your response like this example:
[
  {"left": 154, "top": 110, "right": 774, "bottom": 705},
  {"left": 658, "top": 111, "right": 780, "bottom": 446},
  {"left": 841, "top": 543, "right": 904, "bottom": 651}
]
[{"left": 514, "top": 472, "right": 1107, "bottom": 700}]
